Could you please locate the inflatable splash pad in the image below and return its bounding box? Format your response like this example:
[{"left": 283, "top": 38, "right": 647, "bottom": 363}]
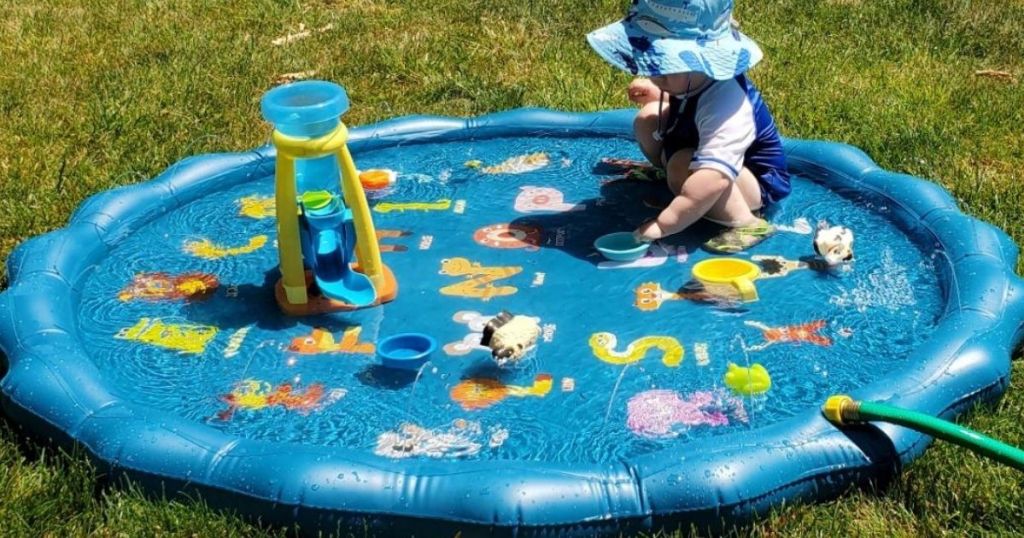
[{"left": 1, "top": 88, "right": 1023, "bottom": 535}]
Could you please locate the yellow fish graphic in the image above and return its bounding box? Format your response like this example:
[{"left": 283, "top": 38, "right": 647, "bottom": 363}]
[{"left": 115, "top": 318, "right": 219, "bottom": 355}]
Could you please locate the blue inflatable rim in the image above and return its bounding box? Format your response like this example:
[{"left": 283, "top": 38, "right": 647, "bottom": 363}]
[{"left": 1, "top": 108, "right": 1023, "bottom": 534}]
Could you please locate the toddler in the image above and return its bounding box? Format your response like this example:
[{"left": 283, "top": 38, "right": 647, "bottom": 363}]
[{"left": 587, "top": 0, "right": 790, "bottom": 252}]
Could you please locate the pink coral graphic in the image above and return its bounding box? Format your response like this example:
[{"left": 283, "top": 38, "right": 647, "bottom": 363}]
[{"left": 626, "top": 389, "right": 747, "bottom": 438}]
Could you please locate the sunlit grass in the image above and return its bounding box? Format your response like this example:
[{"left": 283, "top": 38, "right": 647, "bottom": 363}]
[{"left": 1, "top": 0, "right": 1022, "bottom": 535}]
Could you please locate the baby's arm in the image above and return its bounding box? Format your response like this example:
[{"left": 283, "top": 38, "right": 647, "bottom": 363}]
[
  {"left": 628, "top": 78, "right": 663, "bottom": 105},
  {"left": 634, "top": 81, "right": 756, "bottom": 242},
  {"left": 630, "top": 78, "right": 671, "bottom": 167}
]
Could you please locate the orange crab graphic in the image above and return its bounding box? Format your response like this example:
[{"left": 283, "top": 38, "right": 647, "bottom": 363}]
[
  {"left": 288, "top": 327, "right": 375, "bottom": 355},
  {"left": 745, "top": 320, "right": 833, "bottom": 351},
  {"left": 118, "top": 272, "right": 219, "bottom": 302}
]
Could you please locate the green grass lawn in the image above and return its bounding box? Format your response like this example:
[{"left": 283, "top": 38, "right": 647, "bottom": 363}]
[{"left": 1, "top": 0, "right": 1022, "bottom": 535}]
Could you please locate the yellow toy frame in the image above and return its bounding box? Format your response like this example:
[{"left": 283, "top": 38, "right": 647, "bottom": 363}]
[{"left": 270, "top": 121, "right": 396, "bottom": 314}]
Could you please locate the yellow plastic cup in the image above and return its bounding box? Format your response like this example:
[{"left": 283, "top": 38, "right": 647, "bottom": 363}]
[{"left": 692, "top": 258, "right": 761, "bottom": 302}]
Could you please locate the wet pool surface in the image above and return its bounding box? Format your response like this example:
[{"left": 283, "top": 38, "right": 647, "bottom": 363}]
[{"left": 77, "top": 136, "right": 945, "bottom": 464}]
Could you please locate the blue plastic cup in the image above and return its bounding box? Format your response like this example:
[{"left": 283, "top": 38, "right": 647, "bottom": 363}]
[
  {"left": 377, "top": 333, "right": 438, "bottom": 371},
  {"left": 594, "top": 232, "right": 650, "bottom": 261}
]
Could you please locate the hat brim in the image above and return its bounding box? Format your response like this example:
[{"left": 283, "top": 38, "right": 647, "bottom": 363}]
[{"left": 586, "top": 19, "right": 763, "bottom": 80}]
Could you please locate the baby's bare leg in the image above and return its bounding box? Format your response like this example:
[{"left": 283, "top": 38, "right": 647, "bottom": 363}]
[
  {"left": 633, "top": 99, "right": 671, "bottom": 168},
  {"left": 704, "top": 167, "right": 762, "bottom": 226},
  {"left": 666, "top": 148, "right": 694, "bottom": 193},
  {"left": 635, "top": 152, "right": 730, "bottom": 241}
]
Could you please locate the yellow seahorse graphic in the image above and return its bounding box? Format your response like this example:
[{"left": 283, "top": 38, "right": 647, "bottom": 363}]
[
  {"left": 588, "top": 332, "right": 684, "bottom": 367},
  {"left": 439, "top": 257, "right": 522, "bottom": 301},
  {"left": 373, "top": 199, "right": 451, "bottom": 214},
  {"left": 184, "top": 235, "right": 268, "bottom": 260},
  {"left": 238, "top": 196, "right": 276, "bottom": 219}
]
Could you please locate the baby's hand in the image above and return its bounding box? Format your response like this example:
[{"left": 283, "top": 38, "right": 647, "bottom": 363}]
[
  {"left": 628, "top": 78, "right": 661, "bottom": 105},
  {"left": 633, "top": 220, "right": 662, "bottom": 243}
]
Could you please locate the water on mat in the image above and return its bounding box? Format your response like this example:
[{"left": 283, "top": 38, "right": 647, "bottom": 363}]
[{"left": 77, "top": 136, "right": 945, "bottom": 463}]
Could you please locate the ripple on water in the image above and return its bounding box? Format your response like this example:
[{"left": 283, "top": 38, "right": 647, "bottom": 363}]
[{"left": 829, "top": 248, "right": 921, "bottom": 313}]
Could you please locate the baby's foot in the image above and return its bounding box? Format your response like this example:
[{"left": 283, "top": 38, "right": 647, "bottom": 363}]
[{"left": 703, "top": 218, "right": 776, "bottom": 254}]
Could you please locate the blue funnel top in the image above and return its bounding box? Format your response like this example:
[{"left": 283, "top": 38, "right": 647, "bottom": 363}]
[{"left": 261, "top": 81, "right": 350, "bottom": 138}]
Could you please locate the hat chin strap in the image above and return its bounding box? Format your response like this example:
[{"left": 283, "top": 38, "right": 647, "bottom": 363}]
[
  {"left": 653, "top": 89, "right": 667, "bottom": 142},
  {"left": 654, "top": 76, "right": 704, "bottom": 142}
]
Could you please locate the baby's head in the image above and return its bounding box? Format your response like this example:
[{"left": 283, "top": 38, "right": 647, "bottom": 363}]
[
  {"left": 648, "top": 72, "right": 710, "bottom": 96},
  {"left": 587, "top": 0, "right": 763, "bottom": 81}
]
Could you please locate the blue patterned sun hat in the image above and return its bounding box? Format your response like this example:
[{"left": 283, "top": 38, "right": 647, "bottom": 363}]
[{"left": 587, "top": 0, "right": 763, "bottom": 79}]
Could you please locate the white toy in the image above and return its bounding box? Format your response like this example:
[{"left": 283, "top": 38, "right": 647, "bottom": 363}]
[
  {"left": 813, "top": 220, "right": 854, "bottom": 266},
  {"left": 480, "top": 311, "right": 542, "bottom": 366}
]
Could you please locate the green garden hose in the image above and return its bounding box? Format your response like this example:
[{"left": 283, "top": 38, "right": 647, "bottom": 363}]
[{"left": 822, "top": 395, "right": 1024, "bottom": 471}]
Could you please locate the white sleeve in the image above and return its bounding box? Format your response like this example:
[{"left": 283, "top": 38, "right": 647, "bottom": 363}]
[{"left": 689, "top": 80, "right": 756, "bottom": 180}]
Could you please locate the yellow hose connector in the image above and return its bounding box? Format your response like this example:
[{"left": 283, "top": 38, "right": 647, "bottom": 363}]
[{"left": 822, "top": 394, "right": 857, "bottom": 425}]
